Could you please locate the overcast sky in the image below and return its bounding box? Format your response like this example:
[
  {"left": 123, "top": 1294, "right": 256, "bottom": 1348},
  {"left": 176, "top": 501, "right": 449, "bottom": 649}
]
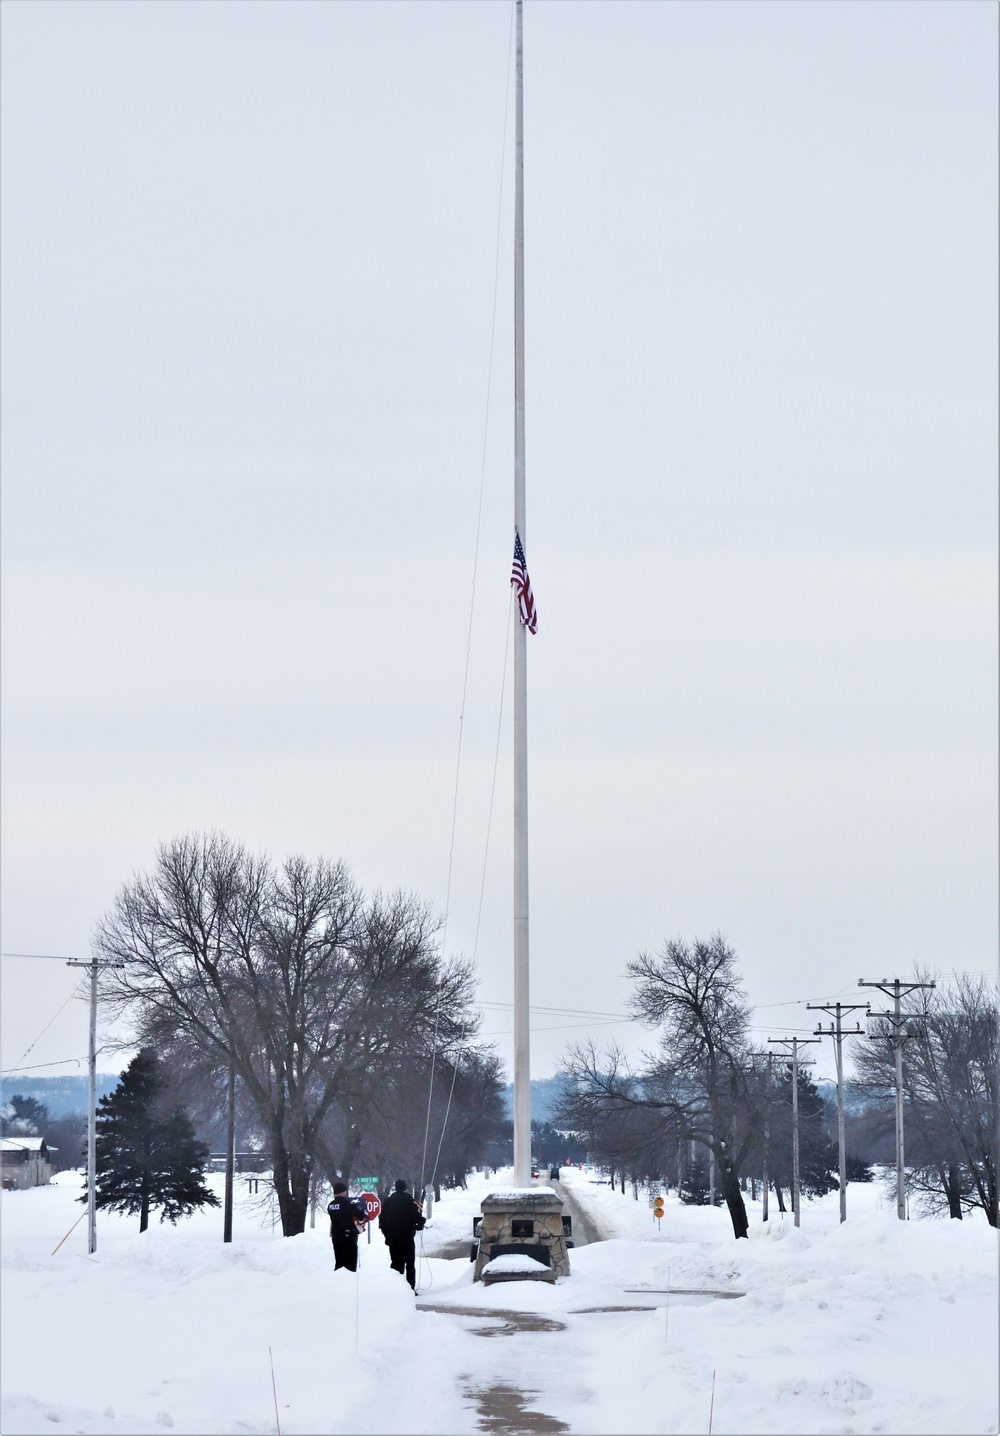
[{"left": 2, "top": 0, "right": 996, "bottom": 1091}]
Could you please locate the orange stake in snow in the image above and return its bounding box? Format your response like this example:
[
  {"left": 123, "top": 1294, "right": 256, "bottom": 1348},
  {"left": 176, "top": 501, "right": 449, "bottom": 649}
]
[{"left": 268, "top": 1346, "right": 281, "bottom": 1436}]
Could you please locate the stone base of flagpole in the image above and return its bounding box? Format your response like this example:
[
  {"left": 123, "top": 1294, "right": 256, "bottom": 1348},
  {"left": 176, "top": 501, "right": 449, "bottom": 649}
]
[{"left": 472, "top": 1187, "right": 572, "bottom": 1283}]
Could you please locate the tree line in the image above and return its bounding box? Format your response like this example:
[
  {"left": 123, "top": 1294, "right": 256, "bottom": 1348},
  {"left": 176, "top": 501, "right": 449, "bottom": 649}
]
[
  {"left": 95, "top": 832, "right": 507, "bottom": 1235},
  {"left": 556, "top": 935, "right": 998, "bottom": 1236}
]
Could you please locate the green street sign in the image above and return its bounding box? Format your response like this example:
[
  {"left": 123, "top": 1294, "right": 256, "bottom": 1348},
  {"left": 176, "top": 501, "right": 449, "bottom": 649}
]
[{"left": 354, "top": 1176, "right": 379, "bottom": 1190}]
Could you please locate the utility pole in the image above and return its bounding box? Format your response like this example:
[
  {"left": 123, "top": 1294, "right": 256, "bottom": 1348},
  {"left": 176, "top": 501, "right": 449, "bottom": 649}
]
[
  {"left": 762, "top": 1051, "right": 773, "bottom": 1222},
  {"left": 224, "top": 1054, "right": 236, "bottom": 1243},
  {"left": 858, "top": 977, "right": 935, "bottom": 1221},
  {"left": 768, "top": 1037, "right": 819, "bottom": 1227},
  {"left": 65, "top": 956, "right": 124, "bottom": 1255},
  {"left": 808, "top": 1001, "right": 868, "bottom": 1223}
]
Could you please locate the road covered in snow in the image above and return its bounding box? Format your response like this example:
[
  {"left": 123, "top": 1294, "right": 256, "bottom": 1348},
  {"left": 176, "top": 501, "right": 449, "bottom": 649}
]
[{"left": 2, "top": 1166, "right": 996, "bottom": 1433}]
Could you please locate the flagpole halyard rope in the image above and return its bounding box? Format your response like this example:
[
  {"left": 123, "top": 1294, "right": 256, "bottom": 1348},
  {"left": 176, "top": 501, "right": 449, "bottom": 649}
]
[
  {"left": 439, "top": 0, "right": 515, "bottom": 955},
  {"left": 473, "top": 589, "right": 514, "bottom": 964},
  {"left": 419, "top": 3, "right": 516, "bottom": 1208},
  {"left": 417, "top": 591, "right": 514, "bottom": 1290},
  {"left": 431, "top": 587, "right": 514, "bottom": 1193}
]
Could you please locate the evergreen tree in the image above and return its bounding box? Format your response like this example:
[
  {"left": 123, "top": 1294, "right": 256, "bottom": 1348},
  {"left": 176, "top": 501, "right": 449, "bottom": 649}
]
[
  {"left": 92, "top": 1049, "right": 219, "bottom": 1232},
  {"left": 530, "top": 1120, "right": 588, "bottom": 1169},
  {"left": 2, "top": 1094, "right": 49, "bottom": 1135},
  {"left": 678, "top": 1150, "right": 711, "bottom": 1205},
  {"left": 678, "top": 1148, "right": 724, "bottom": 1205},
  {"left": 767, "top": 1067, "right": 839, "bottom": 1201},
  {"left": 844, "top": 1152, "right": 874, "bottom": 1183}
]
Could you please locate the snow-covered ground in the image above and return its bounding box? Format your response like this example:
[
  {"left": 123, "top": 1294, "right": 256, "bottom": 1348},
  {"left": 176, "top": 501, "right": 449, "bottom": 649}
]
[{"left": 2, "top": 1166, "right": 996, "bottom": 1434}]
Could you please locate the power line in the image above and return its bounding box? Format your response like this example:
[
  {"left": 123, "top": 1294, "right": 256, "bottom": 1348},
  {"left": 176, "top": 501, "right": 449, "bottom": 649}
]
[
  {"left": 483, "top": 1017, "right": 630, "bottom": 1036},
  {"left": 1, "top": 1058, "right": 84, "bottom": 1075},
  {"left": 3, "top": 983, "right": 85, "bottom": 1074},
  {"left": 753, "top": 999, "right": 819, "bottom": 1009},
  {"left": 478, "top": 1000, "right": 632, "bottom": 1020},
  {"left": 748, "top": 1024, "right": 824, "bottom": 1036},
  {"left": 1, "top": 952, "right": 82, "bottom": 961}
]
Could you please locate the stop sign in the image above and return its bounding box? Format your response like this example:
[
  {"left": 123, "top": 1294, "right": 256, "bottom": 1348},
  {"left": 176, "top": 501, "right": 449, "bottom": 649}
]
[{"left": 359, "top": 1191, "right": 381, "bottom": 1222}]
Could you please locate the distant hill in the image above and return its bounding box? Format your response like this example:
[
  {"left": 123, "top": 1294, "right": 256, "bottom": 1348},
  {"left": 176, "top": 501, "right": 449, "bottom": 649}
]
[
  {"left": 5, "top": 1071, "right": 580, "bottom": 1124},
  {"left": 0, "top": 1074, "right": 120, "bottom": 1117},
  {"left": 502, "top": 1074, "right": 572, "bottom": 1124}
]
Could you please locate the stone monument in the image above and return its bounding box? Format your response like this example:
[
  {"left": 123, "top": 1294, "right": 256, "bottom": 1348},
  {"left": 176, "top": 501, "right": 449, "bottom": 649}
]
[{"left": 473, "top": 1186, "right": 572, "bottom": 1283}]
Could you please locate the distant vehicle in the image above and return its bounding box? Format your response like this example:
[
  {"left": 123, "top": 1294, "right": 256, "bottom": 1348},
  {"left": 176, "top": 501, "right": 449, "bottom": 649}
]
[
  {"left": 549, "top": 1166, "right": 561, "bottom": 1180},
  {"left": 530, "top": 1166, "right": 541, "bottom": 1178}
]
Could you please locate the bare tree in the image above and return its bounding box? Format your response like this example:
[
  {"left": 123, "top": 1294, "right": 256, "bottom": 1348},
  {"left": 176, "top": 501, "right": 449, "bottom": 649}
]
[
  {"left": 557, "top": 1041, "right": 693, "bottom": 1191},
  {"left": 350, "top": 1044, "right": 507, "bottom": 1198},
  {"left": 96, "top": 833, "right": 480, "bottom": 1235},
  {"left": 627, "top": 935, "right": 761, "bottom": 1238},
  {"left": 852, "top": 973, "right": 998, "bottom": 1225},
  {"left": 560, "top": 935, "right": 761, "bottom": 1239},
  {"left": 306, "top": 888, "right": 479, "bottom": 1186}
]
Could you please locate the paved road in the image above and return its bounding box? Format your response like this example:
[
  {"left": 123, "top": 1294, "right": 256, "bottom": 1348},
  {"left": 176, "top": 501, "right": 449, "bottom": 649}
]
[
  {"left": 416, "top": 1178, "right": 740, "bottom": 1434},
  {"left": 422, "top": 1173, "right": 607, "bottom": 1261},
  {"left": 545, "top": 1174, "right": 607, "bottom": 1248},
  {"left": 425, "top": 1232, "right": 475, "bottom": 1260}
]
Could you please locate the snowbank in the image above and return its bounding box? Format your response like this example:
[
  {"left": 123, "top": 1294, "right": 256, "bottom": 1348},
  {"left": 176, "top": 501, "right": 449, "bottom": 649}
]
[
  {"left": 1, "top": 1171, "right": 477, "bottom": 1434},
  {"left": 482, "top": 1253, "right": 551, "bottom": 1275},
  {"left": 2, "top": 1166, "right": 996, "bottom": 1434}
]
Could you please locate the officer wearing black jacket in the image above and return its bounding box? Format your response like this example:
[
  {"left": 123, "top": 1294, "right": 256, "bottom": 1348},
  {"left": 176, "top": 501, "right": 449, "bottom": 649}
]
[
  {"left": 327, "top": 1182, "right": 367, "bottom": 1272},
  {"left": 378, "top": 1179, "right": 426, "bottom": 1290}
]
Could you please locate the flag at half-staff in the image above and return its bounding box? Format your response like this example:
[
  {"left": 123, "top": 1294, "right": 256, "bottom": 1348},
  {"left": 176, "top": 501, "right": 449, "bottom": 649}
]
[{"left": 511, "top": 531, "right": 538, "bottom": 634}]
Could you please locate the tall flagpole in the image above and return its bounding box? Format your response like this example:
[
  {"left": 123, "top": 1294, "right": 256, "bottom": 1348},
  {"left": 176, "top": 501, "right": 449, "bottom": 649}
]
[{"left": 512, "top": 0, "right": 531, "bottom": 1188}]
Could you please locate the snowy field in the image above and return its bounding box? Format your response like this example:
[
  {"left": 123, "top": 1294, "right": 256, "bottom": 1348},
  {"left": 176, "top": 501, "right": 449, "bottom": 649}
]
[{"left": 1, "top": 1166, "right": 996, "bottom": 1434}]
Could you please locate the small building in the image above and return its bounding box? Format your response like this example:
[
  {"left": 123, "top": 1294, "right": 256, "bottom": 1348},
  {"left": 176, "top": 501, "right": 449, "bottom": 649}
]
[
  {"left": 1, "top": 1137, "right": 54, "bottom": 1190},
  {"left": 209, "top": 1150, "right": 269, "bottom": 1174}
]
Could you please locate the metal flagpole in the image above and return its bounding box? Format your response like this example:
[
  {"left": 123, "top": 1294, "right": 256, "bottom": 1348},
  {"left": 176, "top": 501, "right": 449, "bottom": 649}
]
[{"left": 512, "top": 0, "right": 531, "bottom": 1189}]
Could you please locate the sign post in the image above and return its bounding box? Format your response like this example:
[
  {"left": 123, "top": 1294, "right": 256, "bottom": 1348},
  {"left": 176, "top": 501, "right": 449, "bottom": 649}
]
[
  {"left": 358, "top": 1191, "right": 381, "bottom": 1243},
  {"left": 652, "top": 1194, "right": 665, "bottom": 1229}
]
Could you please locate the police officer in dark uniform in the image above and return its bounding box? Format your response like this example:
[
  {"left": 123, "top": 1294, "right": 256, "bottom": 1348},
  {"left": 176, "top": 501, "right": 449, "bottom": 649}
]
[
  {"left": 327, "top": 1181, "right": 367, "bottom": 1272},
  {"left": 377, "top": 1179, "right": 426, "bottom": 1290}
]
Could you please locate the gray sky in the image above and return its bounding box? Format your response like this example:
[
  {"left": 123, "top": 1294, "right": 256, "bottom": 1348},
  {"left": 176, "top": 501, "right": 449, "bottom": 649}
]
[{"left": 2, "top": 0, "right": 996, "bottom": 1089}]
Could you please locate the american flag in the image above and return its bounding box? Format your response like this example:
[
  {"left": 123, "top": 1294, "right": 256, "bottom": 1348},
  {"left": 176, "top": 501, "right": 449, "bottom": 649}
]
[{"left": 511, "top": 531, "right": 538, "bottom": 634}]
